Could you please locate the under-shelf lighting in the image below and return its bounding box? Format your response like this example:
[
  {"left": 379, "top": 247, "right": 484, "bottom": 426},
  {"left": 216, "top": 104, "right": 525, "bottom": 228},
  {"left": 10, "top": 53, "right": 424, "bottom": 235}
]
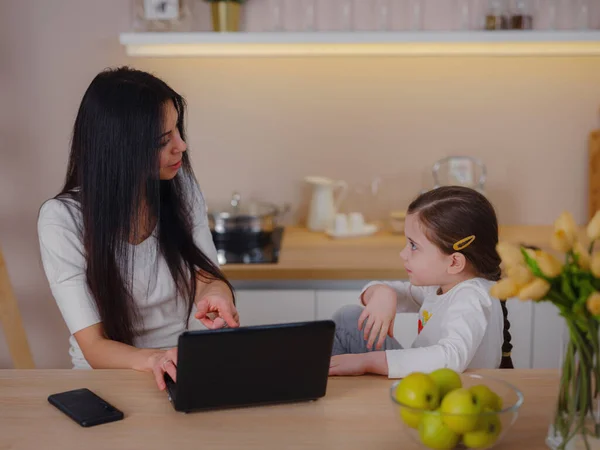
[{"left": 119, "top": 31, "right": 600, "bottom": 57}]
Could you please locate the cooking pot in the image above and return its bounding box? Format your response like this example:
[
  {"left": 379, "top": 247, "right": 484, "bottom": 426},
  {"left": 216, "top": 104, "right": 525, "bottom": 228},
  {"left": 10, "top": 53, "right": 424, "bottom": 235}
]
[{"left": 208, "top": 192, "right": 289, "bottom": 237}]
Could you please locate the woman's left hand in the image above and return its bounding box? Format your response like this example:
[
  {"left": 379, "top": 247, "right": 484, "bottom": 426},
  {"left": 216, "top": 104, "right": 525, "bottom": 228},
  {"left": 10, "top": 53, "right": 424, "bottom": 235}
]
[{"left": 195, "top": 281, "right": 240, "bottom": 329}]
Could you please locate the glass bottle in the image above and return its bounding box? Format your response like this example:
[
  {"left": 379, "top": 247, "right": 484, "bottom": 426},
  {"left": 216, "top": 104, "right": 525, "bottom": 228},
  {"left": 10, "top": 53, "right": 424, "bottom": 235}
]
[
  {"left": 375, "top": 0, "right": 390, "bottom": 31},
  {"left": 574, "top": 0, "right": 590, "bottom": 30},
  {"left": 457, "top": 0, "right": 470, "bottom": 30},
  {"left": 269, "top": 0, "right": 284, "bottom": 31},
  {"left": 340, "top": 0, "right": 353, "bottom": 30},
  {"left": 303, "top": 0, "right": 317, "bottom": 31},
  {"left": 409, "top": 0, "right": 423, "bottom": 31}
]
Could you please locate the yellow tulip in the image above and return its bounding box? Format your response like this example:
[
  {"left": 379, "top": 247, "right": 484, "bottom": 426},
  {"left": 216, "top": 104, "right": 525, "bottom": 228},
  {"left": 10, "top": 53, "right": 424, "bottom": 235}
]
[
  {"left": 588, "top": 211, "right": 600, "bottom": 241},
  {"left": 591, "top": 253, "right": 600, "bottom": 278},
  {"left": 506, "top": 264, "right": 534, "bottom": 286},
  {"left": 550, "top": 229, "right": 573, "bottom": 253},
  {"left": 554, "top": 212, "right": 578, "bottom": 246},
  {"left": 587, "top": 292, "right": 600, "bottom": 316},
  {"left": 496, "top": 242, "right": 524, "bottom": 268},
  {"left": 534, "top": 251, "right": 563, "bottom": 278},
  {"left": 518, "top": 278, "right": 551, "bottom": 301},
  {"left": 574, "top": 242, "right": 591, "bottom": 270},
  {"left": 490, "top": 278, "right": 519, "bottom": 299}
]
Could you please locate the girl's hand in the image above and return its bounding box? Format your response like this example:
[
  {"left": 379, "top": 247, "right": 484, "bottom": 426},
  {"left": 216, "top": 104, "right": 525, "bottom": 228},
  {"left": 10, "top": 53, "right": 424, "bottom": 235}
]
[
  {"left": 145, "top": 348, "right": 178, "bottom": 391},
  {"left": 329, "top": 354, "right": 369, "bottom": 376},
  {"left": 329, "top": 352, "right": 388, "bottom": 376},
  {"left": 360, "top": 285, "right": 398, "bottom": 350}
]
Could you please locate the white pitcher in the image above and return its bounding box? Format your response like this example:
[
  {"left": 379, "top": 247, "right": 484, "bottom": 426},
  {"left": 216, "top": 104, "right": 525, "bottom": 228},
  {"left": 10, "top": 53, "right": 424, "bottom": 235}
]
[{"left": 305, "top": 176, "right": 348, "bottom": 232}]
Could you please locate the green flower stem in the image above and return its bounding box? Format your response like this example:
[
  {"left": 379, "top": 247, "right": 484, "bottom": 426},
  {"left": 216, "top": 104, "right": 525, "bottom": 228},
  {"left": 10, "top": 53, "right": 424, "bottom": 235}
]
[
  {"left": 585, "top": 317, "right": 600, "bottom": 401},
  {"left": 548, "top": 291, "right": 571, "bottom": 309},
  {"left": 556, "top": 338, "right": 575, "bottom": 440}
]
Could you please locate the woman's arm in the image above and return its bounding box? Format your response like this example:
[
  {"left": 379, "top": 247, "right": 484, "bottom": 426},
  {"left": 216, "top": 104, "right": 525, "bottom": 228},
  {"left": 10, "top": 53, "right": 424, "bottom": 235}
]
[
  {"left": 189, "top": 184, "right": 240, "bottom": 328},
  {"left": 38, "top": 202, "right": 177, "bottom": 389},
  {"left": 73, "top": 323, "right": 178, "bottom": 390}
]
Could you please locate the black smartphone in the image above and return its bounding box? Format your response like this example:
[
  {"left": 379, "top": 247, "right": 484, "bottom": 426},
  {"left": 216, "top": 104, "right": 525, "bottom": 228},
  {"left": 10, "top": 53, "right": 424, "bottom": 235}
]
[{"left": 47, "top": 388, "right": 124, "bottom": 427}]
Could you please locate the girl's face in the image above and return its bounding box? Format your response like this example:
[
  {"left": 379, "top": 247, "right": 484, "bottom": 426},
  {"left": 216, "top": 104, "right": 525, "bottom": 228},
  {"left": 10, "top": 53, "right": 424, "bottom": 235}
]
[
  {"left": 400, "top": 213, "right": 457, "bottom": 288},
  {"left": 159, "top": 101, "right": 187, "bottom": 181}
]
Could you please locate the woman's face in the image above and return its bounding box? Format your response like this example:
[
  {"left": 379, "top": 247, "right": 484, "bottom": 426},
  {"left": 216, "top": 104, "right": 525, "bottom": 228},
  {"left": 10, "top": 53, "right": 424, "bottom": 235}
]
[{"left": 159, "top": 101, "right": 187, "bottom": 180}]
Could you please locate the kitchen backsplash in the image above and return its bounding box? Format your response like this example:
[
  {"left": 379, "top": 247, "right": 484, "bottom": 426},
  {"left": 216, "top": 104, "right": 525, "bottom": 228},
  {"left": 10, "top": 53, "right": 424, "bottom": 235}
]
[
  {"left": 180, "top": 0, "right": 600, "bottom": 33},
  {"left": 160, "top": 54, "right": 599, "bottom": 227}
]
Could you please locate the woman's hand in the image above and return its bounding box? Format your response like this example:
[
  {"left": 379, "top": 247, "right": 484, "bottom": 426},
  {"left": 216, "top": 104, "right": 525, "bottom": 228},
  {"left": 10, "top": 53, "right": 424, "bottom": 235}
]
[
  {"left": 360, "top": 284, "right": 398, "bottom": 350},
  {"left": 195, "top": 280, "right": 240, "bottom": 329},
  {"left": 145, "top": 348, "right": 178, "bottom": 391}
]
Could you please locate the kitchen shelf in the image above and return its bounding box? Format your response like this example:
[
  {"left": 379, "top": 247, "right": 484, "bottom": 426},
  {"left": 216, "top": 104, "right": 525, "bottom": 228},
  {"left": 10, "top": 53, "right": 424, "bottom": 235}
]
[{"left": 119, "top": 30, "right": 600, "bottom": 57}]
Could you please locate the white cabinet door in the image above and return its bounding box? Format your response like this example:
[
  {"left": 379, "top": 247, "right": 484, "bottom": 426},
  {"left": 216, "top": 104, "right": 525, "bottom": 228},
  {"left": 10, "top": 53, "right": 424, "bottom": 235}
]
[
  {"left": 315, "top": 290, "right": 362, "bottom": 320},
  {"left": 505, "top": 300, "right": 533, "bottom": 369},
  {"left": 315, "top": 290, "right": 418, "bottom": 349},
  {"left": 235, "top": 290, "right": 316, "bottom": 326},
  {"left": 532, "top": 302, "right": 565, "bottom": 369}
]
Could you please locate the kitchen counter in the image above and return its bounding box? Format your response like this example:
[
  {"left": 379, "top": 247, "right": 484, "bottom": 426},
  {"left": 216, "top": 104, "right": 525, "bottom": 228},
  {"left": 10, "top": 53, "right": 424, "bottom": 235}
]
[{"left": 221, "top": 225, "right": 559, "bottom": 281}]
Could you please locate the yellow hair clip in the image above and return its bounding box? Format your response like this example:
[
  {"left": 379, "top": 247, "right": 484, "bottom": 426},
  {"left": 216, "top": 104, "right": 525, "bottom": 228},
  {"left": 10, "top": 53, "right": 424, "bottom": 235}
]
[{"left": 453, "top": 235, "right": 476, "bottom": 251}]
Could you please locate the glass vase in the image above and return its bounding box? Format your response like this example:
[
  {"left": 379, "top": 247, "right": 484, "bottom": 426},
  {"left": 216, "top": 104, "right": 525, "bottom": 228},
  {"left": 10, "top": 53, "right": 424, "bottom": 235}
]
[{"left": 546, "top": 317, "right": 600, "bottom": 450}]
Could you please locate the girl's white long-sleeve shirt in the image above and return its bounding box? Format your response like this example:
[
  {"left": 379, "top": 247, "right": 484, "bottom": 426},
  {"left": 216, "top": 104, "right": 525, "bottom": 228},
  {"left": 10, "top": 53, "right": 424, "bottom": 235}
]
[{"left": 361, "top": 278, "right": 503, "bottom": 379}]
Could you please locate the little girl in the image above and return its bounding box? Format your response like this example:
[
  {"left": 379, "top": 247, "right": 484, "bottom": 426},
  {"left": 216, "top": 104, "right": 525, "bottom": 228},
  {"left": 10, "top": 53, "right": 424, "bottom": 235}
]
[{"left": 329, "top": 186, "right": 505, "bottom": 378}]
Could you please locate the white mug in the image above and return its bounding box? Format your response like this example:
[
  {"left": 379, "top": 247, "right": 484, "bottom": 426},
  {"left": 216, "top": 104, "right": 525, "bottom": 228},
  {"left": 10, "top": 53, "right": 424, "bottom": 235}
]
[{"left": 348, "top": 212, "right": 365, "bottom": 233}]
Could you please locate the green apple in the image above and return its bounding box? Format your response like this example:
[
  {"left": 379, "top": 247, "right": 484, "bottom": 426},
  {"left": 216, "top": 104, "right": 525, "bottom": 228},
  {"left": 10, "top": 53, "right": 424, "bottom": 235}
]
[
  {"left": 395, "top": 372, "right": 440, "bottom": 429},
  {"left": 469, "top": 385, "right": 502, "bottom": 412},
  {"left": 440, "top": 388, "right": 481, "bottom": 434},
  {"left": 400, "top": 407, "right": 423, "bottom": 429},
  {"left": 462, "top": 408, "right": 502, "bottom": 449},
  {"left": 418, "top": 410, "right": 460, "bottom": 450},
  {"left": 429, "top": 368, "right": 462, "bottom": 399}
]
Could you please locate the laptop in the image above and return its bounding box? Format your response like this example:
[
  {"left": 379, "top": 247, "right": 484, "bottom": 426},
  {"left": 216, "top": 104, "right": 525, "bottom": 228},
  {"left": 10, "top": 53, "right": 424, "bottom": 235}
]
[{"left": 164, "top": 320, "right": 335, "bottom": 413}]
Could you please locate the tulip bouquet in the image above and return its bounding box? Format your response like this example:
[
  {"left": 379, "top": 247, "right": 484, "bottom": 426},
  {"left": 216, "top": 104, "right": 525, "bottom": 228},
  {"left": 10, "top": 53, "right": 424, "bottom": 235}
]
[{"left": 491, "top": 211, "right": 600, "bottom": 450}]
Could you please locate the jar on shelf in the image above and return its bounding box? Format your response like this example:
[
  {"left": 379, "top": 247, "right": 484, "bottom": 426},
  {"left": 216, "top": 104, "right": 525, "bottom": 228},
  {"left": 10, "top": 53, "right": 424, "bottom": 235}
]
[
  {"left": 510, "top": 0, "right": 534, "bottom": 30},
  {"left": 485, "top": 0, "right": 509, "bottom": 30}
]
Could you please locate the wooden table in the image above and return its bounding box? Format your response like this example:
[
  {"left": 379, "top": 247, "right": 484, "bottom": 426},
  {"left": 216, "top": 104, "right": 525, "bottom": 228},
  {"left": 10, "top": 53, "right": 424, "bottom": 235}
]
[
  {"left": 221, "top": 226, "right": 565, "bottom": 281},
  {"left": 0, "top": 369, "right": 558, "bottom": 450}
]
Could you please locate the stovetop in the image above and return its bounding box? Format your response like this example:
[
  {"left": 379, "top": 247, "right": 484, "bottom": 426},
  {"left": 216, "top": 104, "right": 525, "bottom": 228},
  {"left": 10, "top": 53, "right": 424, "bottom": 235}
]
[{"left": 212, "top": 228, "right": 283, "bottom": 265}]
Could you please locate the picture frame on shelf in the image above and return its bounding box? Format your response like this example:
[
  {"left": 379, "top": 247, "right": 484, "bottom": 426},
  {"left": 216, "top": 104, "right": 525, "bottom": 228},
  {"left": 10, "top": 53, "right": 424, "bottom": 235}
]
[{"left": 131, "top": 0, "right": 194, "bottom": 32}]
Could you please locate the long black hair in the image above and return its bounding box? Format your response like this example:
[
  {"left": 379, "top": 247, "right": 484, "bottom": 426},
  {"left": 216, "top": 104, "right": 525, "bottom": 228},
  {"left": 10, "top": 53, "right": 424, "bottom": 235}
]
[{"left": 57, "top": 66, "right": 233, "bottom": 345}]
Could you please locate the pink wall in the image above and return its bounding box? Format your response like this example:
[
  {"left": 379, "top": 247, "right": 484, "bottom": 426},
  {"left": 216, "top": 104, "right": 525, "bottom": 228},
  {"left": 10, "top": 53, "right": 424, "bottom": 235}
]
[{"left": 1, "top": 0, "right": 600, "bottom": 368}]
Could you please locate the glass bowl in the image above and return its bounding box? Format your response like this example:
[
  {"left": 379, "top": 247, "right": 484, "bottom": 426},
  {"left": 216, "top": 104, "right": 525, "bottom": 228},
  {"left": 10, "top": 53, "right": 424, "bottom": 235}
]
[{"left": 390, "top": 373, "right": 524, "bottom": 450}]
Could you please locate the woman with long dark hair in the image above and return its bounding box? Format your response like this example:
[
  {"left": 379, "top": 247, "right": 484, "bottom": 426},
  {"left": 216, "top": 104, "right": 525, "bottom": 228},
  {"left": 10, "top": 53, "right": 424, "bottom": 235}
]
[{"left": 38, "top": 67, "right": 238, "bottom": 390}]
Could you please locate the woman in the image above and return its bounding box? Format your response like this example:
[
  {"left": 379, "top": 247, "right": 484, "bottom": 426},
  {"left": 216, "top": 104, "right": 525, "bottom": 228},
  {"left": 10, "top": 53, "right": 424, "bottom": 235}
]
[{"left": 38, "top": 67, "right": 238, "bottom": 390}]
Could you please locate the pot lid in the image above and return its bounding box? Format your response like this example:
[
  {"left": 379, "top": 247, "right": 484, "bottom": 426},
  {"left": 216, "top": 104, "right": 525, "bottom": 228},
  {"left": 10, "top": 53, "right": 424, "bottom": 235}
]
[{"left": 209, "top": 192, "right": 279, "bottom": 219}]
